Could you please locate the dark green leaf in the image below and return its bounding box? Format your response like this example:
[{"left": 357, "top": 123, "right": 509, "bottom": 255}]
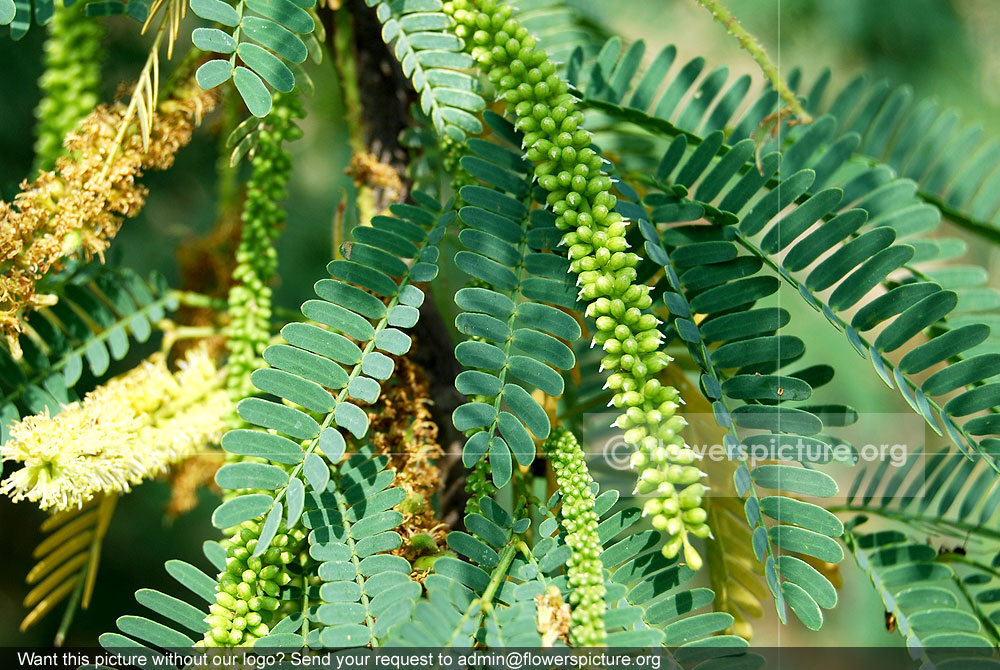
[{"left": 875, "top": 291, "right": 958, "bottom": 352}]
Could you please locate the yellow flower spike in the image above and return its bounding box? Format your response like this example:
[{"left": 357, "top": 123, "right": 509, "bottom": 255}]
[{"left": 0, "top": 346, "right": 232, "bottom": 513}]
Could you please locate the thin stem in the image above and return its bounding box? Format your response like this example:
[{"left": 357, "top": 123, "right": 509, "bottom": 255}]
[
  {"left": 917, "top": 190, "right": 1000, "bottom": 246},
  {"left": 98, "top": 24, "right": 167, "bottom": 182},
  {"left": 480, "top": 543, "right": 517, "bottom": 608},
  {"left": 694, "top": 0, "right": 811, "bottom": 124},
  {"left": 172, "top": 290, "right": 228, "bottom": 311},
  {"left": 53, "top": 577, "right": 84, "bottom": 647},
  {"left": 333, "top": 7, "right": 376, "bottom": 226}
]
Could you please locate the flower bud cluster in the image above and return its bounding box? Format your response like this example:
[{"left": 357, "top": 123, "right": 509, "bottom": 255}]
[
  {"left": 200, "top": 519, "right": 305, "bottom": 647},
  {"left": 226, "top": 92, "right": 304, "bottom": 400},
  {"left": 443, "top": 0, "right": 707, "bottom": 569},
  {"left": 543, "top": 427, "right": 605, "bottom": 646}
]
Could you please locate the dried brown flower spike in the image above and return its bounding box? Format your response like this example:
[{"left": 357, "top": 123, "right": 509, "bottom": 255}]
[{"left": 0, "top": 75, "right": 218, "bottom": 357}]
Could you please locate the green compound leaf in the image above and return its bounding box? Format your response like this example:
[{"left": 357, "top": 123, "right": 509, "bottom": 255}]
[
  {"left": 304, "top": 446, "right": 419, "bottom": 647},
  {"left": 367, "top": 0, "right": 484, "bottom": 140},
  {"left": 574, "top": 34, "right": 999, "bottom": 466},
  {"left": 2, "top": 269, "right": 175, "bottom": 444},
  {"left": 207, "top": 194, "right": 451, "bottom": 565}
]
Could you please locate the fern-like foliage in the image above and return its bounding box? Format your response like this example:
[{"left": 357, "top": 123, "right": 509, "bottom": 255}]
[
  {"left": 100, "top": 538, "right": 308, "bottom": 652},
  {"left": 366, "top": 0, "right": 486, "bottom": 141},
  {"left": 103, "top": 194, "right": 451, "bottom": 649},
  {"left": 451, "top": 112, "right": 581, "bottom": 487},
  {"left": 789, "top": 69, "right": 1000, "bottom": 242},
  {"left": 211, "top": 192, "right": 450, "bottom": 556},
  {"left": 1, "top": 267, "right": 174, "bottom": 442},
  {"left": 636, "top": 207, "right": 846, "bottom": 631},
  {"left": 1, "top": 0, "right": 152, "bottom": 39},
  {"left": 301, "top": 443, "right": 421, "bottom": 647},
  {"left": 390, "top": 482, "right": 751, "bottom": 652},
  {"left": 387, "top": 498, "right": 542, "bottom": 646},
  {"left": 571, "top": 37, "right": 999, "bottom": 462},
  {"left": 842, "top": 449, "right": 1000, "bottom": 651},
  {"left": 191, "top": 0, "right": 320, "bottom": 117}
]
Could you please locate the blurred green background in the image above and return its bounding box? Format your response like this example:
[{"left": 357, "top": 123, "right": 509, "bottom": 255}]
[{"left": 1, "top": 0, "right": 999, "bottom": 648}]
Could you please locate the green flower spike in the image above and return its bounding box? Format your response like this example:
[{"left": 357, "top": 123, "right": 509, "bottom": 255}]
[
  {"left": 226, "top": 92, "right": 305, "bottom": 400},
  {"left": 443, "top": 0, "right": 709, "bottom": 570},
  {"left": 544, "top": 426, "right": 606, "bottom": 646},
  {"left": 33, "top": 1, "right": 104, "bottom": 172}
]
